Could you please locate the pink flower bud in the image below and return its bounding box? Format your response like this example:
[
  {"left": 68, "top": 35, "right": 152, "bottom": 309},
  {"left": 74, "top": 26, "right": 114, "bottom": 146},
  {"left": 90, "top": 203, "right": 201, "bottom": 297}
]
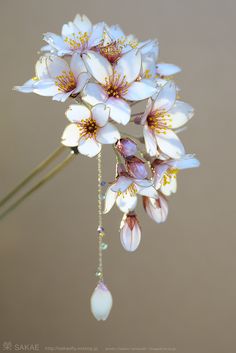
[
  {"left": 120, "top": 214, "right": 141, "bottom": 252},
  {"left": 116, "top": 138, "right": 137, "bottom": 158},
  {"left": 143, "top": 194, "right": 168, "bottom": 224},
  {"left": 126, "top": 156, "right": 148, "bottom": 179}
]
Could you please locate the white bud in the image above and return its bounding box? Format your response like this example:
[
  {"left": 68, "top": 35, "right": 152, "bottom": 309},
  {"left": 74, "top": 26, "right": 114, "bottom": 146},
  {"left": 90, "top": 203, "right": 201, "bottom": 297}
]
[
  {"left": 120, "top": 214, "right": 141, "bottom": 252},
  {"left": 90, "top": 282, "right": 113, "bottom": 321}
]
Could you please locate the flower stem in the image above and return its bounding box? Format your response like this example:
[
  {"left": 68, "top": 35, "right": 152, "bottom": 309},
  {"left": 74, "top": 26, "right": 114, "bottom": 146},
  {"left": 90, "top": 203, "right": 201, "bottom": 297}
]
[
  {"left": 0, "top": 151, "right": 76, "bottom": 221},
  {"left": 0, "top": 145, "right": 66, "bottom": 208}
]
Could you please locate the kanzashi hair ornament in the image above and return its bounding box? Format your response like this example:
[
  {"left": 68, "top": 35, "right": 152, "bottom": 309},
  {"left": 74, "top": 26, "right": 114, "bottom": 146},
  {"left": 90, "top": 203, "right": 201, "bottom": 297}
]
[{"left": 1, "top": 14, "right": 200, "bottom": 320}]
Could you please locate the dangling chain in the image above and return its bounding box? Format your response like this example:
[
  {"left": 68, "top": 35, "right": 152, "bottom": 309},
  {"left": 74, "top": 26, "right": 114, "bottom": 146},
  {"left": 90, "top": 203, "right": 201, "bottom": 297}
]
[{"left": 96, "top": 152, "right": 107, "bottom": 282}]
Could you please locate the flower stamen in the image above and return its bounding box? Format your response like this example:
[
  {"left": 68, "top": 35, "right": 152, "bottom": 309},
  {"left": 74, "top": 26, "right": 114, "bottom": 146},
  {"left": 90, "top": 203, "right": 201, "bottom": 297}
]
[
  {"left": 78, "top": 117, "right": 98, "bottom": 139},
  {"left": 55, "top": 70, "right": 76, "bottom": 92},
  {"left": 147, "top": 110, "right": 173, "bottom": 133},
  {"left": 64, "top": 32, "right": 89, "bottom": 50}
]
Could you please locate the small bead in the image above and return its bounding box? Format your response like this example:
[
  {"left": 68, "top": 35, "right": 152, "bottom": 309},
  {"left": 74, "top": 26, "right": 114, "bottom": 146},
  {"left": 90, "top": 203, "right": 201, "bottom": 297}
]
[
  {"left": 99, "top": 232, "right": 105, "bottom": 238},
  {"left": 97, "top": 226, "right": 104, "bottom": 232},
  {"left": 101, "top": 181, "right": 106, "bottom": 186},
  {"left": 100, "top": 242, "right": 108, "bottom": 250},
  {"left": 95, "top": 270, "right": 102, "bottom": 277}
]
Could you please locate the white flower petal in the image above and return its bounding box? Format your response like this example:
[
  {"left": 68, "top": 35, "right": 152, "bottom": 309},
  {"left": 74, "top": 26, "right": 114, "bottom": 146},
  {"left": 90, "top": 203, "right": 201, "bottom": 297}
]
[
  {"left": 92, "top": 103, "right": 110, "bottom": 127},
  {"left": 157, "top": 63, "right": 181, "bottom": 77},
  {"left": 82, "top": 50, "right": 112, "bottom": 84},
  {"left": 33, "top": 80, "right": 59, "bottom": 96},
  {"left": 106, "top": 24, "right": 125, "bottom": 41},
  {"left": 78, "top": 137, "right": 101, "bottom": 157},
  {"left": 120, "top": 219, "right": 141, "bottom": 252},
  {"left": 111, "top": 176, "right": 133, "bottom": 193},
  {"left": 161, "top": 175, "right": 177, "bottom": 196},
  {"left": 138, "top": 39, "right": 159, "bottom": 61},
  {"left": 123, "top": 81, "right": 157, "bottom": 101},
  {"left": 141, "top": 99, "right": 153, "bottom": 124},
  {"left": 43, "top": 32, "right": 69, "bottom": 54},
  {"left": 106, "top": 97, "right": 131, "bottom": 125},
  {"left": 155, "top": 129, "right": 185, "bottom": 159},
  {"left": 65, "top": 104, "right": 91, "bottom": 123},
  {"left": 143, "top": 195, "right": 168, "bottom": 224},
  {"left": 61, "top": 124, "right": 81, "bottom": 147},
  {"left": 73, "top": 72, "right": 90, "bottom": 94},
  {"left": 62, "top": 22, "right": 79, "bottom": 38},
  {"left": 73, "top": 14, "right": 92, "bottom": 33},
  {"left": 116, "top": 193, "right": 138, "bottom": 213},
  {"left": 13, "top": 79, "right": 36, "bottom": 93},
  {"left": 82, "top": 82, "right": 107, "bottom": 106},
  {"left": 115, "top": 49, "right": 141, "bottom": 83},
  {"left": 96, "top": 123, "right": 120, "bottom": 144},
  {"left": 153, "top": 81, "right": 176, "bottom": 112},
  {"left": 168, "top": 101, "right": 194, "bottom": 129},
  {"left": 52, "top": 91, "right": 72, "bottom": 102},
  {"left": 167, "top": 155, "right": 200, "bottom": 170},
  {"left": 45, "top": 56, "right": 70, "bottom": 79},
  {"left": 88, "top": 22, "right": 105, "bottom": 48},
  {"left": 134, "top": 179, "right": 153, "bottom": 187},
  {"left": 143, "top": 124, "right": 157, "bottom": 157},
  {"left": 137, "top": 185, "right": 158, "bottom": 198},
  {"left": 104, "top": 186, "right": 117, "bottom": 214},
  {"left": 70, "top": 53, "right": 87, "bottom": 77},
  {"left": 35, "top": 57, "right": 50, "bottom": 79},
  {"left": 153, "top": 164, "right": 170, "bottom": 189}
]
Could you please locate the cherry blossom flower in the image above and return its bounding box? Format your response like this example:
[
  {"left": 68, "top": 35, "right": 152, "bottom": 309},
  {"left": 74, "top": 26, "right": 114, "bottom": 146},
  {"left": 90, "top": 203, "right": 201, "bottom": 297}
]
[
  {"left": 143, "top": 193, "right": 168, "bottom": 224},
  {"left": 14, "top": 54, "right": 90, "bottom": 102},
  {"left": 61, "top": 104, "right": 120, "bottom": 157},
  {"left": 100, "top": 24, "right": 159, "bottom": 62},
  {"left": 82, "top": 49, "right": 157, "bottom": 125},
  {"left": 104, "top": 167, "right": 158, "bottom": 214},
  {"left": 90, "top": 281, "right": 113, "bottom": 321},
  {"left": 141, "top": 81, "right": 194, "bottom": 158},
  {"left": 42, "top": 14, "right": 105, "bottom": 56},
  {"left": 153, "top": 154, "right": 200, "bottom": 196},
  {"left": 120, "top": 213, "right": 141, "bottom": 252}
]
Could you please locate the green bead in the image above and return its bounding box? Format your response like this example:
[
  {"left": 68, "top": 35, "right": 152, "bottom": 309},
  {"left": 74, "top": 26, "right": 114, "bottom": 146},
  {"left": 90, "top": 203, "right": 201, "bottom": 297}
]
[{"left": 100, "top": 242, "right": 108, "bottom": 250}]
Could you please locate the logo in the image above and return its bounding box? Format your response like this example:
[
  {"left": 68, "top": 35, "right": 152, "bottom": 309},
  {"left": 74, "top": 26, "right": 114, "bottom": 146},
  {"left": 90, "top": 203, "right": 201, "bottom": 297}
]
[{"left": 2, "top": 342, "right": 12, "bottom": 351}]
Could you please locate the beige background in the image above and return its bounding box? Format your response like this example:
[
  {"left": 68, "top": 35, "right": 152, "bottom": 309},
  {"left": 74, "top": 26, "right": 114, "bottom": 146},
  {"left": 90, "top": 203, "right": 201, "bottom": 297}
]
[{"left": 0, "top": 1, "right": 235, "bottom": 352}]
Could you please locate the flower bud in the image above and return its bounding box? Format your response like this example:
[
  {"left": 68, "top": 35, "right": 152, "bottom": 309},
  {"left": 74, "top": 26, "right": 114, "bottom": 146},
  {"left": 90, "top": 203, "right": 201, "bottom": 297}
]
[
  {"left": 126, "top": 156, "right": 148, "bottom": 179},
  {"left": 143, "top": 194, "right": 168, "bottom": 224},
  {"left": 116, "top": 138, "right": 137, "bottom": 158},
  {"left": 120, "top": 214, "right": 141, "bottom": 252},
  {"left": 90, "top": 281, "right": 113, "bottom": 321}
]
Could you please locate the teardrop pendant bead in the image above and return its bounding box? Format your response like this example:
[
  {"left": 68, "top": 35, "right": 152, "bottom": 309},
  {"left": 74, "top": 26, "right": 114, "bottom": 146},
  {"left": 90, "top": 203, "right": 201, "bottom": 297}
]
[{"left": 90, "top": 282, "right": 113, "bottom": 321}]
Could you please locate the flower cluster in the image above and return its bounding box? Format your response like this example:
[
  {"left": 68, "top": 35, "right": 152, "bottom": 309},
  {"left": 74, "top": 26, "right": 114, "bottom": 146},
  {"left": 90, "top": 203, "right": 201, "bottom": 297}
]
[{"left": 14, "top": 14, "right": 199, "bottom": 319}]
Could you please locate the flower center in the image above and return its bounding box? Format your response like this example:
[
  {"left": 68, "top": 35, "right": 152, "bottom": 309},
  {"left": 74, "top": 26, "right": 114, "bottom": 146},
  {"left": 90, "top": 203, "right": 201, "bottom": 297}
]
[
  {"left": 64, "top": 32, "right": 89, "bottom": 50},
  {"left": 163, "top": 169, "right": 179, "bottom": 185},
  {"left": 55, "top": 70, "right": 76, "bottom": 92},
  {"left": 78, "top": 117, "right": 98, "bottom": 139},
  {"left": 147, "top": 111, "right": 172, "bottom": 132},
  {"left": 117, "top": 183, "right": 137, "bottom": 197},
  {"left": 103, "top": 72, "right": 130, "bottom": 99},
  {"left": 98, "top": 42, "right": 122, "bottom": 63}
]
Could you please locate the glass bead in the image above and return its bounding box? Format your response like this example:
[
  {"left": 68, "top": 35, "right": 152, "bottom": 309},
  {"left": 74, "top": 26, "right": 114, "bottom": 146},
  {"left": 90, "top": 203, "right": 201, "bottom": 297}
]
[{"left": 100, "top": 242, "right": 108, "bottom": 250}]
